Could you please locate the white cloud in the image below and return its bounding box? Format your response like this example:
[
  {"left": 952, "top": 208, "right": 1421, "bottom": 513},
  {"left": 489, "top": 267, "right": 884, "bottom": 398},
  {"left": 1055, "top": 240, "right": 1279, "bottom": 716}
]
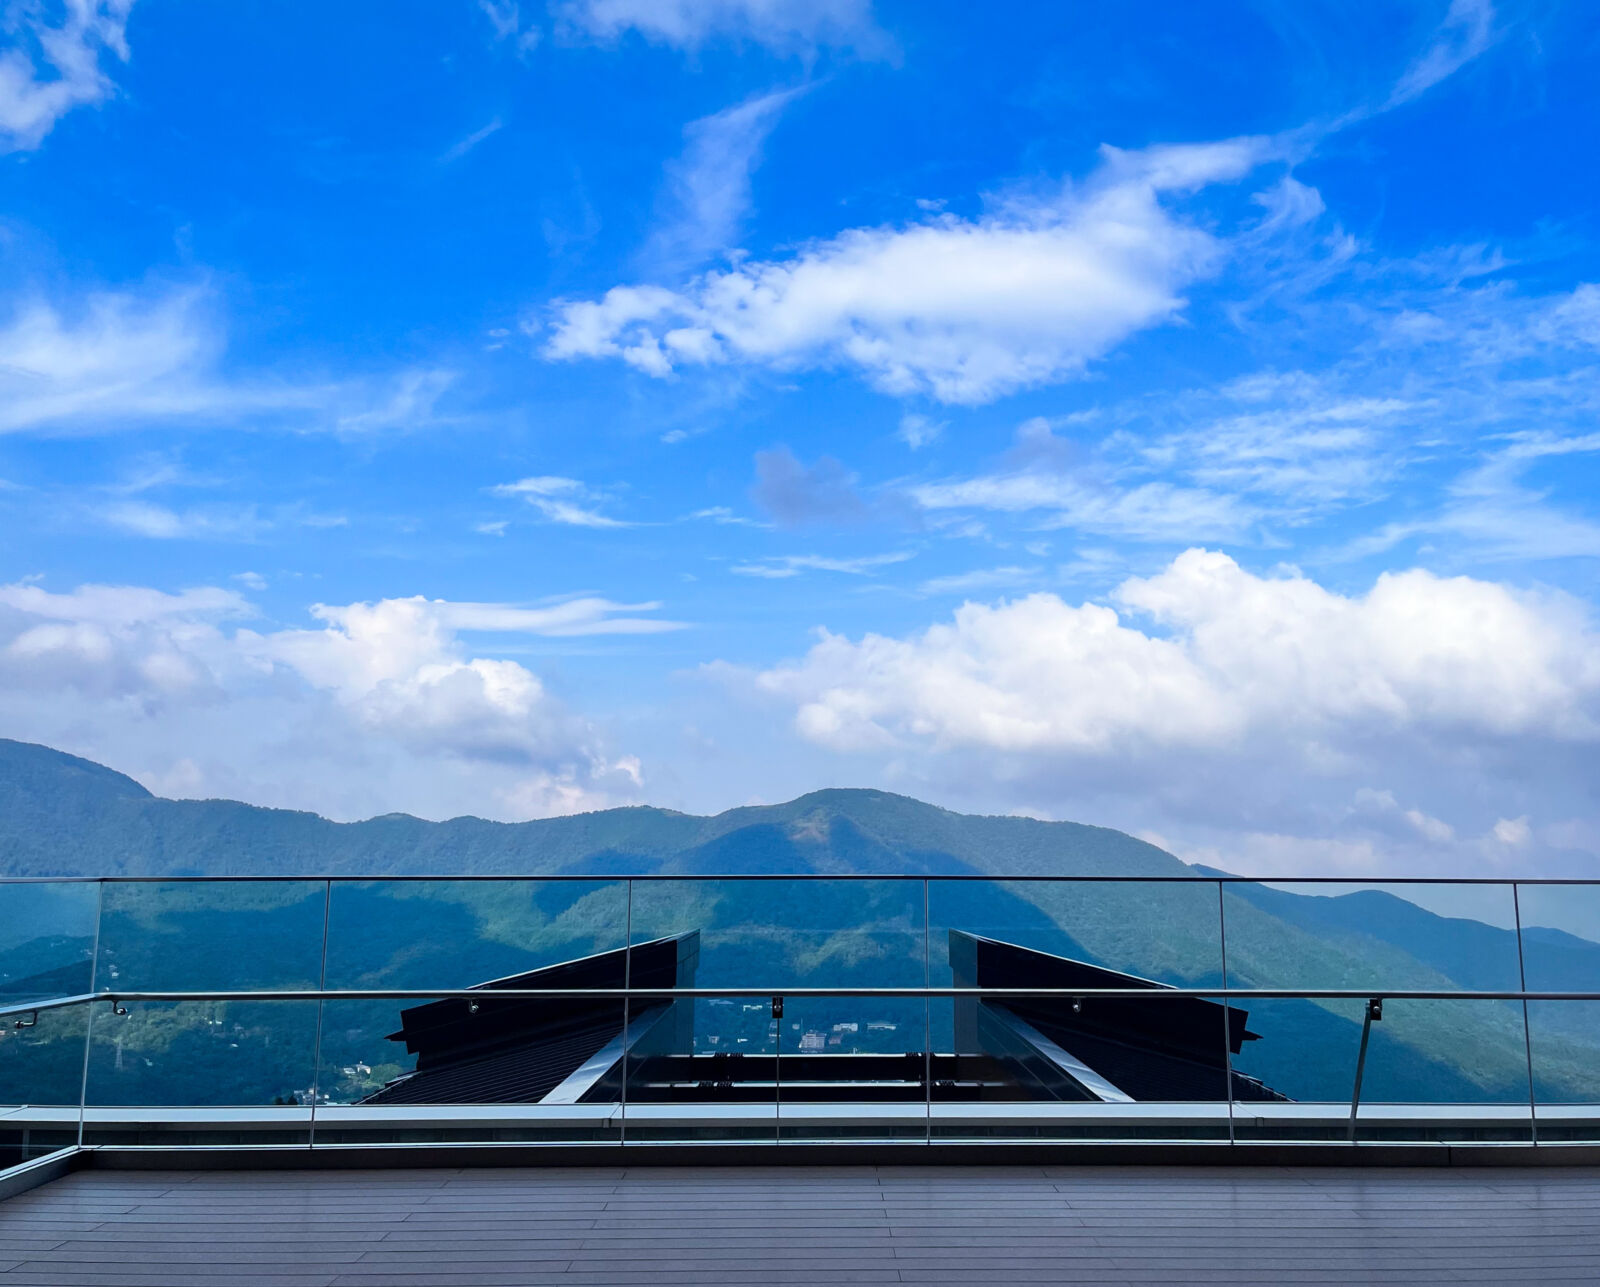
[
  {"left": 489, "top": 475, "right": 631, "bottom": 527},
  {"left": 0, "top": 288, "right": 216, "bottom": 431},
  {"left": 544, "top": 138, "right": 1273, "bottom": 404},
  {"left": 332, "top": 368, "right": 457, "bottom": 433},
  {"left": 647, "top": 88, "right": 797, "bottom": 271},
  {"left": 0, "top": 0, "right": 133, "bottom": 152},
  {"left": 479, "top": 0, "right": 539, "bottom": 54},
  {"left": 733, "top": 549, "right": 1600, "bottom": 873},
  {"left": 556, "top": 0, "right": 877, "bottom": 52},
  {"left": 0, "top": 581, "right": 663, "bottom": 819},
  {"left": 915, "top": 472, "right": 1251, "bottom": 542},
  {"left": 0, "top": 284, "right": 458, "bottom": 435},
  {"left": 731, "top": 551, "right": 911, "bottom": 578},
  {"left": 688, "top": 505, "right": 762, "bottom": 526},
  {"left": 1336, "top": 431, "right": 1600, "bottom": 564},
  {"left": 896, "top": 413, "right": 943, "bottom": 450},
  {"left": 918, "top": 566, "right": 1035, "bottom": 596},
  {"left": 99, "top": 501, "right": 284, "bottom": 541},
  {"left": 911, "top": 417, "right": 1256, "bottom": 541},
  {"left": 1492, "top": 815, "right": 1531, "bottom": 848},
  {"left": 440, "top": 116, "right": 503, "bottom": 164},
  {"left": 1390, "top": 0, "right": 1495, "bottom": 106}
]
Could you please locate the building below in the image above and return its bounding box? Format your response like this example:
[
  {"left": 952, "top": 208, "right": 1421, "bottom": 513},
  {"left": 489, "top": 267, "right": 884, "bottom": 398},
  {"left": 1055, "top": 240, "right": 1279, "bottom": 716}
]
[{"left": 360, "top": 929, "right": 1287, "bottom": 1106}]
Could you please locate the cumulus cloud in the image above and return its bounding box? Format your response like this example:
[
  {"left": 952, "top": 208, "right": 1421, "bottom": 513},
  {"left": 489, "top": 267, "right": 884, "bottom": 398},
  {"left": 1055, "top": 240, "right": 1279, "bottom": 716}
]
[
  {"left": 556, "top": 0, "right": 877, "bottom": 53},
  {"left": 0, "top": 0, "right": 134, "bottom": 152},
  {"left": 544, "top": 138, "right": 1272, "bottom": 403},
  {"left": 0, "top": 581, "right": 665, "bottom": 819},
  {"left": 734, "top": 549, "right": 1600, "bottom": 874},
  {"left": 756, "top": 548, "right": 1600, "bottom": 753}
]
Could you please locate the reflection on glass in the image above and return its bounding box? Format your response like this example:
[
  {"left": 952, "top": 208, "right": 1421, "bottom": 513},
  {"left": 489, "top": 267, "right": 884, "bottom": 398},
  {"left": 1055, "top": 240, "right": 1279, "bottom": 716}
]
[
  {"left": 96, "top": 881, "right": 325, "bottom": 992},
  {"left": 0, "top": 881, "right": 99, "bottom": 1002},
  {"left": 81, "top": 999, "right": 317, "bottom": 1146},
  {"left": 323, "top": 879, "right": 627, "bottom": 990},
  {"left": 1228, "top": 997, "right": 1364, "bottom": 1142},
  {"left": 623, "top": 995, "right": 776, "bottom": 1143},
  {"left": 624, "top": 879, "right": 924, "bottom": 1144},
  {"left": 0, "top": 1004, "right": 87, "bottom": 1169},
  {"left": 1351, "top": 1000, "right": 1532, "bottom": 1143},
  {"left": 312, "top": 997, "right": 626, "bottom": 1145},
  {"left": 1516, "top": 884, "right": 1600, "bottom": 1141},
  {"left": 1223, "top": 880, "right": 1526, "bottom": 1141},
  {"left": 927, "top": 880, "right": 1228, "bottom": 1142},
  {"left": 778, "top": 996, "right": 927, "bottom": 1142},
  {"left": 1222, "top": 881, "right": 1522, "bottom": 994},
  {"left": 627, "top": 878, "right": 924, "bottom": 990}
]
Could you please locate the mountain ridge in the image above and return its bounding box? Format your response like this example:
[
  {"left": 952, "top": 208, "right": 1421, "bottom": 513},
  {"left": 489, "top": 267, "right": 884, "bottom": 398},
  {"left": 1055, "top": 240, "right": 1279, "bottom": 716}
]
[{"left": 0, "top": 738, "right": 1184, "bottom": 878}]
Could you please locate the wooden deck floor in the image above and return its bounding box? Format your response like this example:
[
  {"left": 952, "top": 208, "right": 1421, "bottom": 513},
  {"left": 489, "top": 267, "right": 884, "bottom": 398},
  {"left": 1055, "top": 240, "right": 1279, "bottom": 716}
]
[{"left": 3, "top": 1163, "right": 1599, "bottom": 1284}]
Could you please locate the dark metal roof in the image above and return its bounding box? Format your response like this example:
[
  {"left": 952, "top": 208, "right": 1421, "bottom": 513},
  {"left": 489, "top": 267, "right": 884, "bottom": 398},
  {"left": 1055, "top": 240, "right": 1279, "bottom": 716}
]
[
  {"left": 359, "top": 933, "right": 698, "bottom": 1107},
  {"left": 950, "top": 931, "right": 1289, "bottom": 1103}
]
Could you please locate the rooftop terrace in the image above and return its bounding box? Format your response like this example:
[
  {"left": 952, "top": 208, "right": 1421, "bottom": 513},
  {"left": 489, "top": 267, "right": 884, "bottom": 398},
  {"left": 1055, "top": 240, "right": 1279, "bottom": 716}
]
[
  {"left": 5, "top": 873, "right": 1600, "bottom": 1279},
  {"left": 5, "top": 1161, "right": 1600, "bottom": 1285}
]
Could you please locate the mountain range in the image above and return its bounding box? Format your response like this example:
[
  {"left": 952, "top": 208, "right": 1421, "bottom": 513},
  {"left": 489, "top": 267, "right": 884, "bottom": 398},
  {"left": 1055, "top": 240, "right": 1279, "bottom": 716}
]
[{"left": 2, "top": 736, "right": 1597, "bottom": 1109}]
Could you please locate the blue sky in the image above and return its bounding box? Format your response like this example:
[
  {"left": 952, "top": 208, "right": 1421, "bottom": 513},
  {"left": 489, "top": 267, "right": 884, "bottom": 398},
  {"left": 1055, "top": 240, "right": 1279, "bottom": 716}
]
[{"left": 2, "top": 0, "right": 1599, "bottom": 876}]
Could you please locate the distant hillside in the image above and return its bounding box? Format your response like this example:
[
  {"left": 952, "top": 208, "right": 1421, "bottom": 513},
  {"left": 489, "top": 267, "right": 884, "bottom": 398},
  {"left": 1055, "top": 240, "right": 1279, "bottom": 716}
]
[
  {"left": 0, "top": 738, "right": 1184, "bottom": 879},
  {"left": 4, "top": 738, "right": 1600, "bottom": 1107}
]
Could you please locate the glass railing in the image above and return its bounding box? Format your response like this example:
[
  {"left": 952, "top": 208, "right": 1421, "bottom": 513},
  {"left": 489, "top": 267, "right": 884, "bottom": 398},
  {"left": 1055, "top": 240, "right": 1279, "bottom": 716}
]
[{"left": 5, "top": 874, "right": 1600, "bottom": 1174}]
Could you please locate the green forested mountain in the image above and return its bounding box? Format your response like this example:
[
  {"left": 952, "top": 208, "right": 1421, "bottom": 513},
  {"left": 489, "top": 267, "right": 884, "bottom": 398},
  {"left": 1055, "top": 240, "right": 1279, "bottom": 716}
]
[
  {"left": 3, "top": 736, "right": 1599, "bottom": 1110},
  {"left": 0, "top": 737, "right": 1183, "bottom": 879}
]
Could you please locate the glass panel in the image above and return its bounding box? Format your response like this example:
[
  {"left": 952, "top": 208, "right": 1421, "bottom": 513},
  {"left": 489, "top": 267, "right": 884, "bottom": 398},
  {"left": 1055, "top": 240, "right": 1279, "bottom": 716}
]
[
  {"left": 81, "top": 999, "right": 317, "bottom": 1147},
  {"left": 626, "top": 878, "right": 924, "bottom": 991},
  {"left": 96, "top": 880, "right": 326, "bottom": 992},
  {"left": 928, "top": 879, "right": 1229, "bottom": 1142},
  {"left": 0, "top": 881, "right": 99, "bottom": 1002},
  {"left": 622, "top": 995, "right": 776, "bottom": 1143},
  {"left": 1516, "top": 884, "right": 1600, "bottom": 1142},
  {"left": 1227, "top": 998, "right": 1363, "bottom": 1142},
  {"left": 627, "top": 878, "right": 925, "bottom": 1144},
  {"left": 323, "top": 879, "right": 627, "bottom": 990},
  {"left": 1, "top": 883, "right": 99, "bottom": 1170},
  {"left": 1350, "top": 999, "right": 1532, "bottom": 1143},
  {"left": 778, "top": 995, "right": 927, "bottom": 1143},
  {"left": 0, "top": 1004, "right": 87, "bottom": 1169},
  {"left": 1222, "top": 880, "right": 1524, "bottom": 1142},
  {"left": 311, "top": 996, "right": 626, "bottom": 1146},
  {"left": 316, "top": 880, "right": 631, "bottom": 1146}
]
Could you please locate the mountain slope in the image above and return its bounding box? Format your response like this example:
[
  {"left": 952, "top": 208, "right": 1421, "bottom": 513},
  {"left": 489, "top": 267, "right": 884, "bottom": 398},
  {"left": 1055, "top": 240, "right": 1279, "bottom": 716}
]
[{"left": 0, "top": 739, "right": 1184, "bottom": 878}]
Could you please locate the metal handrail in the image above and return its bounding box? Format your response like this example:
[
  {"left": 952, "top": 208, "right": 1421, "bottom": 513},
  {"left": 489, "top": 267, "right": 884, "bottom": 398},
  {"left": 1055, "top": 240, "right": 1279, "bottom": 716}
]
[
  {"left": 8, "top": 986, "right": 1600, "bottom": 1021},
  {"left": 2, "top": 872, "right": 1600, "bottom": 883},
  {"left": 5, "top": 870, "right": 1595, "bottom": 1169}
]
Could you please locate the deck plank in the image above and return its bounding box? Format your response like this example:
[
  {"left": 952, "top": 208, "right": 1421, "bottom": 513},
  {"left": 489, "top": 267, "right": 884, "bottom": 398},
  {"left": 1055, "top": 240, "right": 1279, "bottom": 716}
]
[{"left": 5, "top": 1164, "right": 1600, "bottom": 1283}]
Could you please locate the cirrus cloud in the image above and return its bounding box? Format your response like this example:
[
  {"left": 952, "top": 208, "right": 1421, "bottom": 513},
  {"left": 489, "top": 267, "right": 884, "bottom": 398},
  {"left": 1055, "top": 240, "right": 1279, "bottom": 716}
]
[
  {"left": 0, "top": 0, "right": 133, "bottom": 152},
  {"left": 555, "top": 0, "right": 879, "bottom": 53}
]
